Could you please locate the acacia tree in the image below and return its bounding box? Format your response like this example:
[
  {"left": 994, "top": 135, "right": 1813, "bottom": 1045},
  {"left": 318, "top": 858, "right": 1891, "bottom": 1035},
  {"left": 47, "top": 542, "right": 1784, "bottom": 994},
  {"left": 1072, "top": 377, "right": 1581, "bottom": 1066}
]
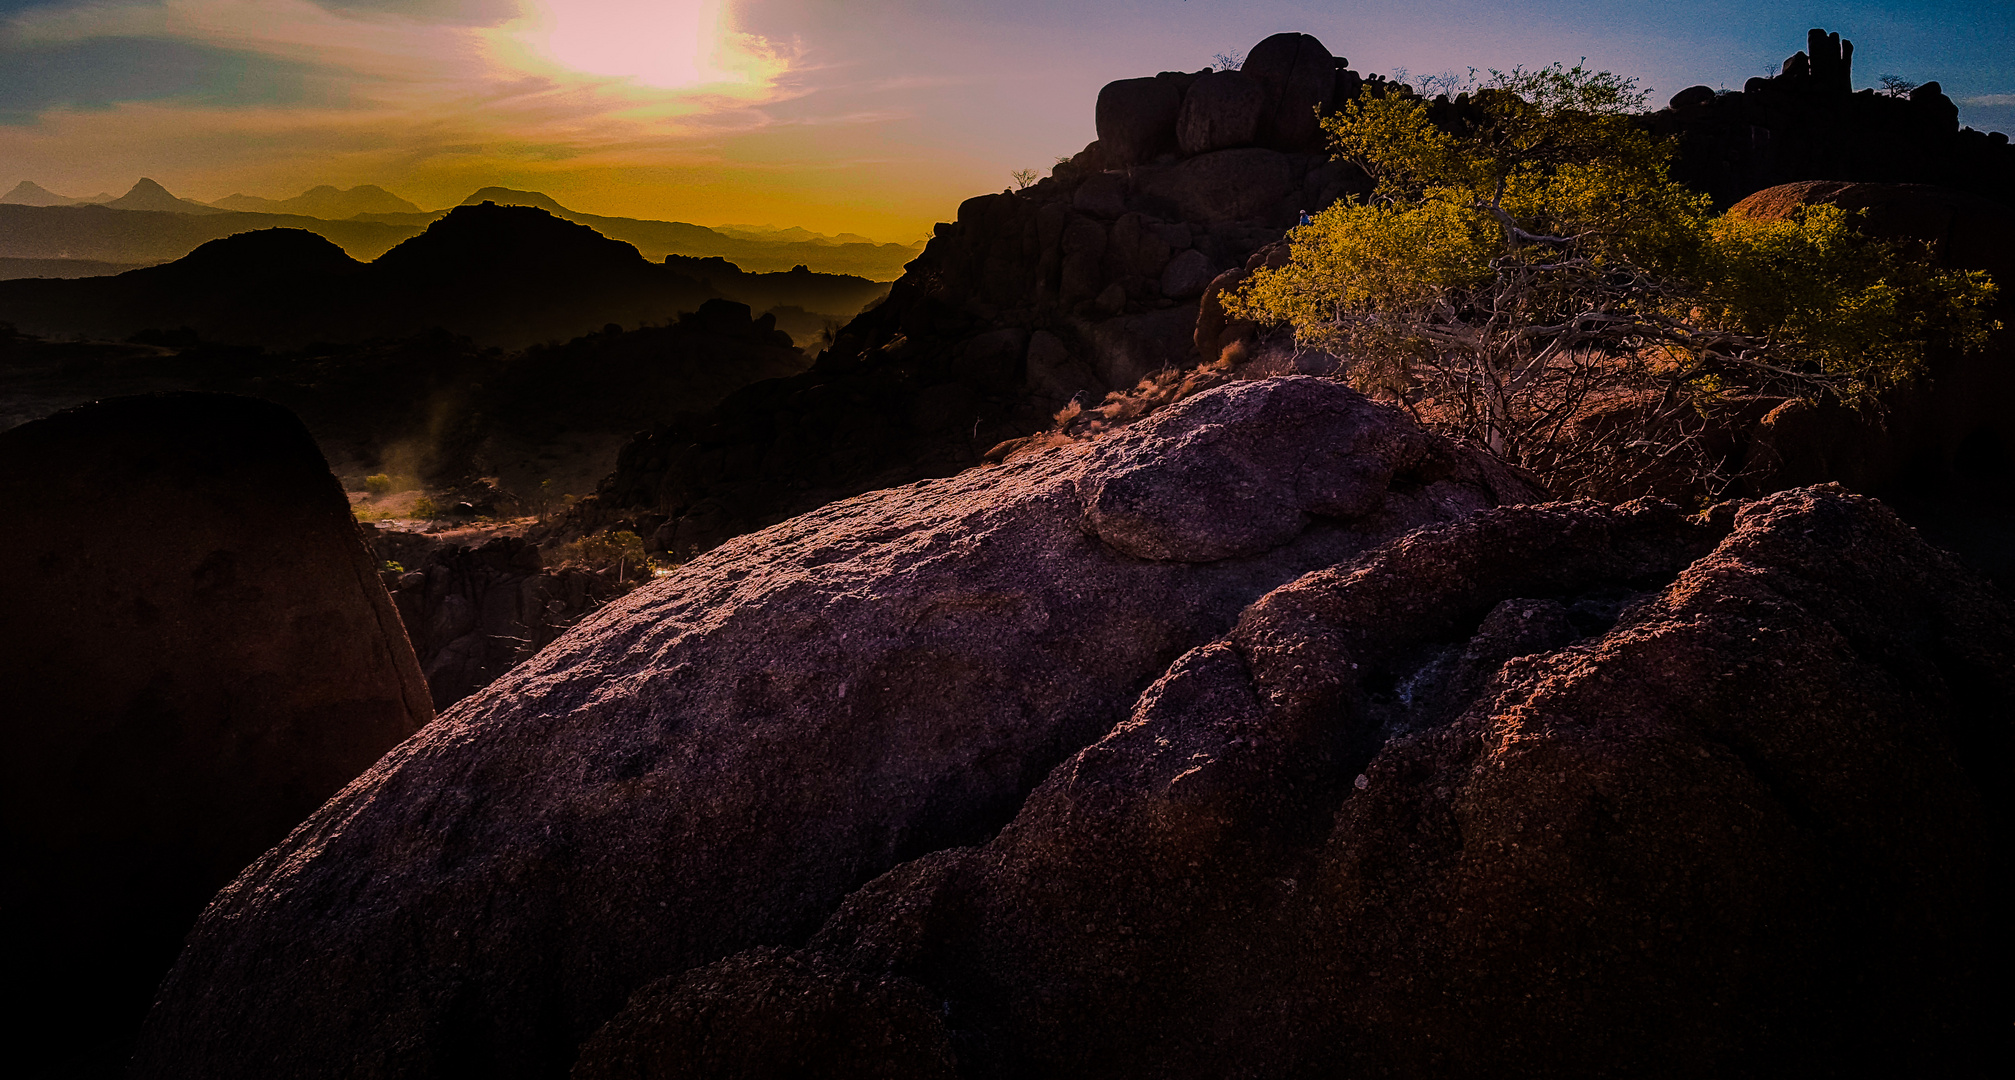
[{"left": 1228, "top": 64, "right": 1998, "bottom": 495}]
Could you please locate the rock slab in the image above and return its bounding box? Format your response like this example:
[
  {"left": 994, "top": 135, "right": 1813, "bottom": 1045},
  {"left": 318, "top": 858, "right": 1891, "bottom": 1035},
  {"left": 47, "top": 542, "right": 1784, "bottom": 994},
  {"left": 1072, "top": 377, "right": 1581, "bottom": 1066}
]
[
  {"left": 133, "top": 378, "right": 1539, "bottom": 1080},
  {"left": 611, "top": 487, "right": 2010, "bottom": 1077}
]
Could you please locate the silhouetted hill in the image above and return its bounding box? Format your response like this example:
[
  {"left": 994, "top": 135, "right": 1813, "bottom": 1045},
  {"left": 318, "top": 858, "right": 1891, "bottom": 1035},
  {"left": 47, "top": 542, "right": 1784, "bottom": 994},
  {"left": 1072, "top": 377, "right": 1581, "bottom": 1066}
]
[
  {"left": 0, "top": 257, "right": 157, "bottom": 280},
  {"left": 0, "top": 182, "right": 919, "bottom": 279},
  {"left": 375, "top": 200, "right": 649, "bottom": 281},
  {"left": 103, "top": 178, "right": 229, "bottom": 215},
  {"left": 0, "top": 203, "right": 421, "bottom": 263},
  {"left": 460, "top": 187, "right": 571, "bottom": 214},
  {"left": 0, "top": 230, "right": 370, "bottom": 345},
  {"left": 444, "top": 188, "right": 923, "bottom": 278},
  {"left": 0, "top": 206, "right": 722, "bottom": 348},
  {"left": 663, "top": 256, "right": 890, "bottom": 325},
  {"left": 212, "top": 184, "right": 423, "bottom": 217},
  {"left": 2, "top": 181, "right": 112, "bottom": 207},
  {"left": 0, "top": 205, "right": 898, "bottom": 350}
]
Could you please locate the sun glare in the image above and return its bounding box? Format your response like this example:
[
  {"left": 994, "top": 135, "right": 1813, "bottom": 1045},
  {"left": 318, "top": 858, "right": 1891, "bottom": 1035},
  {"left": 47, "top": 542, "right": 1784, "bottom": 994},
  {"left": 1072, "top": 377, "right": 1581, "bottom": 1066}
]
[{"left": 515, "top": 0, "right": 775, "bottom": 90}]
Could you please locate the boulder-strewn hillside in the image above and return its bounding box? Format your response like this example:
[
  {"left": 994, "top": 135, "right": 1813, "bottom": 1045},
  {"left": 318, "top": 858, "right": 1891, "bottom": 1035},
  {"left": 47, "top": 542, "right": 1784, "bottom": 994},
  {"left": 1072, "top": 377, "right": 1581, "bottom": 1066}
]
[
  {"left": 1656, "top": 28, "right": 2014, "bottom": 210},
  {"left": 581, "top": 27, "right": 2014, "bottom": 559},
  {"left": 0, "top": 393, "right": 434, "bottom": 1078},
  {"left": 581, "top": 486, "right": 2010, "bottom": 1078},
  {"left": 132, "top": 378, "right": 1542, "bottom": 1079}
]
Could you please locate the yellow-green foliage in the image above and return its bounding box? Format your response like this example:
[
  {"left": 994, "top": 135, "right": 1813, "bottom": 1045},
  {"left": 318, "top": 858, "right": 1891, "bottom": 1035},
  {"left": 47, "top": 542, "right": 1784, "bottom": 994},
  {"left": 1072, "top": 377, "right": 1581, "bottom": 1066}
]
[
  {"left": 1700, "top": 205, "right": 1998, "bottom": 394},
  {"left": 1229, "top": 60, "right": 1998, "bottom": 457},
  {"left": 410, "top": 496, "right": 441, "bottom": 519}
]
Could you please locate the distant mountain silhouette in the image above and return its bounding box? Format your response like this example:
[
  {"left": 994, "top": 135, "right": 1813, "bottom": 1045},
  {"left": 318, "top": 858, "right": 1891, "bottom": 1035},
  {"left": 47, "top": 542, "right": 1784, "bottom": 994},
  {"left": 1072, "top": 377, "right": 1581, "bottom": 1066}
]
[
  {"left": 0, "top": 204, "right": 896, "bottom": 350},
  {"left": 103, "top": 178, "right": 230, "bottom": 215},
  {"left": 0, "top": 257, "right": 158, "bottom": 280},
  {"left": 1, "top": 181, "right": 114, "bottom": 207},
  {"left": 212, "top": 185, "right": 424, "bottom": 218},
  {"left": 0, "top": 181, "right": 919, "bottom": 279},
  {"left": 443, "top": 188, "right": 923, "bottom": 279},
  {"left": 713, "top": 224, "right": 886, "bottom": 246},
  {"left": 459, "top": 187, "right": 573, "bottom": 215},
  {"left": 0, "top": 207, "right": 718, "bottom": 348},
  {"left": 0, "top": 203, "right": 421, "bottom": 264}
]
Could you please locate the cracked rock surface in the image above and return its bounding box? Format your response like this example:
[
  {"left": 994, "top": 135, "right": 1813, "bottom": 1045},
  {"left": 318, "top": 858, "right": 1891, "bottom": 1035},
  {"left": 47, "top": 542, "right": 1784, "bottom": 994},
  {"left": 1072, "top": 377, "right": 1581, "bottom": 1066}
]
[
  {"left": 133, "top": 377, "right": 1536, "bottom": 1079},
  {"left": 591, "top": 487, "right": 2009, "bottom": 1079}
]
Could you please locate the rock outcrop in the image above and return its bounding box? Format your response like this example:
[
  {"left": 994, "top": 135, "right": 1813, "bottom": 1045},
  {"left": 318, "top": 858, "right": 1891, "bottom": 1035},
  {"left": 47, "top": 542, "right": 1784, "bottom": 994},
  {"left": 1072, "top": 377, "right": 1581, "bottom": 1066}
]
[
  {"left": 1654, "top": 28, "right": 2013, "bottom": 210},
  {"left": 1243, "top": 32, "right": 1336, "bottom": 151},
  {"left": 578, "top": 32, "right": 1380, "bottom": 556},
  {"left": 585, "top": 487, "right": 2011, "bottom": 1077},
  {"left": 0, "top": 393, "right": 433, "bottom": 1078},
  {"left": 133, "top": 378, "right": 1541, "bottom": 1079},
  {"left": 581, "top": 25, "right": 2013, "bottom": 565}
]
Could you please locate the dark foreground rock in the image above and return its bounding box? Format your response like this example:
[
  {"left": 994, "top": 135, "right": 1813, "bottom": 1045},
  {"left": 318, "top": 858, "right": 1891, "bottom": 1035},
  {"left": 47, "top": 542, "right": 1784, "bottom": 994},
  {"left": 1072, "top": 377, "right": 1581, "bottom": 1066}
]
[
  {"left": 0, "top": 393, "right": 433, "bottom": 1078},
  {"left": 132, "top": 378, "right": 1539, "bottom": 1079},
  {"left": 581, "top": 487, "right": 2010, "bottom": 1078}
]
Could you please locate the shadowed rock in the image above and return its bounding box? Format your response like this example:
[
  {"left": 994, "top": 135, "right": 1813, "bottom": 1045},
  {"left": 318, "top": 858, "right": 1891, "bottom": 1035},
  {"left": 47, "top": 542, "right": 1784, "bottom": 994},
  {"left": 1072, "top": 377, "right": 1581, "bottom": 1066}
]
[
  {"left": 1243, "top": 32, "right": 1335, "bottom": 151},
  {"left": 640, "top": 487, "right": 2008, "bottom": 1078},
  {"left": 132, "top": 378, "right": 1539, "bottom": 1080},
  {"left": 1094, "top": 77, "right": 1182, "bottom": 168},
  {"left": 0, "top": 392, "right": 433, "bottom": 1078},
  {"left": 1177, "top": 70, "right": 1264, "bottom": 156}
]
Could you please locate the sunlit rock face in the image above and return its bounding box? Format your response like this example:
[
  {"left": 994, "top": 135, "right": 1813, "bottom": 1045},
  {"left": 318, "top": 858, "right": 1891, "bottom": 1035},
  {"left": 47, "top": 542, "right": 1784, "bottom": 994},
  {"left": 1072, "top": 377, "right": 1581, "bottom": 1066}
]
[
  {"left": 579, "top": 487, "right": 2012, "bottom": 1079},
  {"left": 131, "top": 378, "right": 1539, "bottom": 1080}
]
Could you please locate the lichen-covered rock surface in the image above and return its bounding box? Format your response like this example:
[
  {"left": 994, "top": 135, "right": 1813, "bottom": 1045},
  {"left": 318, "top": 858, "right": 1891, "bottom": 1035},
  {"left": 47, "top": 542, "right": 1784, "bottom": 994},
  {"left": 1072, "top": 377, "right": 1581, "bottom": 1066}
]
[
  {"left": 591, "top": 487, "right": 2009, "bottom": 1078},
  {"left": 133, "top": 377, "right": 1539, "bottom": 1079}
]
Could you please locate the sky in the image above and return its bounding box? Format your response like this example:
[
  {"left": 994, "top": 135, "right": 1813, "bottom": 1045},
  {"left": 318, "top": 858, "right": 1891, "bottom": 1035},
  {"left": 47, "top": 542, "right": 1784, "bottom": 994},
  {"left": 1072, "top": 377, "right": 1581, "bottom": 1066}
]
[{"left": 1, "top": 1, "right": 2010, "bottom": 240}]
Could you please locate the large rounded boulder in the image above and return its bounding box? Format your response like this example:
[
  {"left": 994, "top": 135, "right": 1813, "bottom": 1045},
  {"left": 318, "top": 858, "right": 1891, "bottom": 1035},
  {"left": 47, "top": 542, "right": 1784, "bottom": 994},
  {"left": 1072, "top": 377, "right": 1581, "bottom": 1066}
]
[
  {"left": 632, "top": 487, "right": 2010, "bottom": 1077},
  {"left": 1094, "top": 76, "right": 1182, "bottom": 167},
  {"left": 1243, "top": 32, "right": 1335, "bottom": 151},
  {"left": 132, "top": 378, "right": 1540, "bottom": 1079},
  {"left": 0, "top": 393, "right": 433, "bottom": 1078},
  {"left": 1176, "top": 70, "right": 1264, "bottom": 156}
]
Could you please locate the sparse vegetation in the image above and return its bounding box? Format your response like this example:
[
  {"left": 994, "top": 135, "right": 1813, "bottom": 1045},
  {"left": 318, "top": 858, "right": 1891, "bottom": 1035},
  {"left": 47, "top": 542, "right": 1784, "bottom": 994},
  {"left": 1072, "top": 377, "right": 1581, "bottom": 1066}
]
[
  {"left": 1878, "top": 74, "right": 1919, "bottom": 98},
  {"left": 411, "top": 495, "right": 442, "bottom": 519},
  {"left": 1228, "top": 62, "right": 2000, "bottom": 497},
  {"left": 1012, "top": 169, "right": 1039, "bottom": 191},
  {"left": 550, "top": 529, "right": 670, "bottom": 581},
  {"left": 1212, "top": 50, "right": 1244, "bottom": 72}
]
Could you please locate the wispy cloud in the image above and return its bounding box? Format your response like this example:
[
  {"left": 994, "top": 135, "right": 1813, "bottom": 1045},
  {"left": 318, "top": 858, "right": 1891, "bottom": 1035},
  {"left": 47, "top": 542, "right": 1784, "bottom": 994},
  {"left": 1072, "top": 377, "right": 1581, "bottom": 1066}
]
[{"left": 1960, "top": 93, "right": 2015, "bottom": 107}]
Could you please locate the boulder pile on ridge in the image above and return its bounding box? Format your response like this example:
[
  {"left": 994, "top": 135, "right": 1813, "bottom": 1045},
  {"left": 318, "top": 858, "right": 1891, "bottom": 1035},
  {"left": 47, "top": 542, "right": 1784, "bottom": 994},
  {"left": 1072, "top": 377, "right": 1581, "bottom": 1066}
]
[{"left": 580, "top": 26, "right": 2012, "bottom": 561}]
